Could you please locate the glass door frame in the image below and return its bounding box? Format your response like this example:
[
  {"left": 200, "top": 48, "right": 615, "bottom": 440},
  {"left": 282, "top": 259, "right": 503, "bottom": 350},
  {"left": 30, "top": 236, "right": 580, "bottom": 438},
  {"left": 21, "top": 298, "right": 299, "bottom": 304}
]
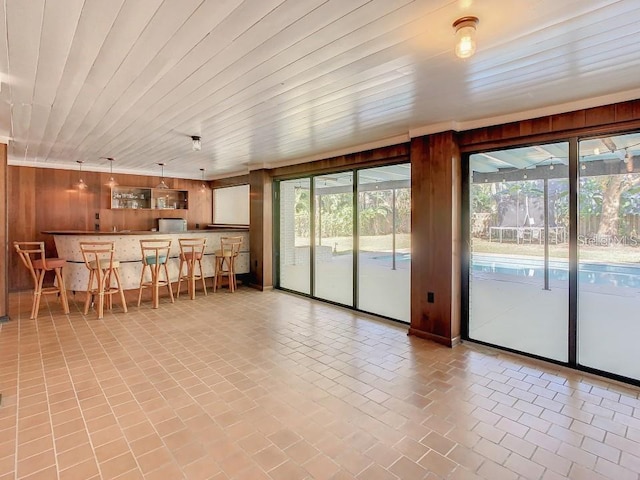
[
  {"left": 273, "top": 161, "right": 411, "bottom": 323},
  {"left": 462, "top": 135, "right": 640, "bottom": 387}
]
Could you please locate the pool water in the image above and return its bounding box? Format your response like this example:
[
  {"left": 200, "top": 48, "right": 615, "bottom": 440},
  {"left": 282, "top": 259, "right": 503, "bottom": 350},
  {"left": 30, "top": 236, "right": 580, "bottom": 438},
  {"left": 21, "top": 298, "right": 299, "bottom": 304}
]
[
  {"left": 370, "top": 252, "right": 640, "bottom": 288},
  {"left": 472, "top": 256, "right": 640, "bottom": 288}
]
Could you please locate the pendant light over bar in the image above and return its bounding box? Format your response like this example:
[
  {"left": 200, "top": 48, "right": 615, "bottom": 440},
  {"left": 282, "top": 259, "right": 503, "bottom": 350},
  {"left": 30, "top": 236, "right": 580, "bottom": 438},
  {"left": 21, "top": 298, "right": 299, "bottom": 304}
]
[
  {"left": 104, "top": 157, "right": 118, "bottom": 188},
  {"left": 156, "top": 163, "right": 169, "bottom": 189},
  {"left": 199, "top": 168, "right": 207, "bottom": 193},
  {"left": 76, "top": 160, "right": 88, "bottom": 190}
]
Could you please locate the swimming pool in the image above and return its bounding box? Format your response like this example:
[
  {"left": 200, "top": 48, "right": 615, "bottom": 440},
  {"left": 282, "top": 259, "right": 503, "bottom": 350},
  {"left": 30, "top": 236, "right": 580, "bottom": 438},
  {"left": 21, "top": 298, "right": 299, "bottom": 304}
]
[{"left": 472, "top": 255, "right": 640, "bottom": 288}]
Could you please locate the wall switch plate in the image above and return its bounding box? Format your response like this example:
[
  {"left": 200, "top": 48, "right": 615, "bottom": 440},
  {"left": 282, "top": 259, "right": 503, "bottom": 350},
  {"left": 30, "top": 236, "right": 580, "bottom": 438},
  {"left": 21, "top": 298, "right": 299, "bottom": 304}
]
[{"left": 427, "top": 292, "right": 435, "bottom": 303}]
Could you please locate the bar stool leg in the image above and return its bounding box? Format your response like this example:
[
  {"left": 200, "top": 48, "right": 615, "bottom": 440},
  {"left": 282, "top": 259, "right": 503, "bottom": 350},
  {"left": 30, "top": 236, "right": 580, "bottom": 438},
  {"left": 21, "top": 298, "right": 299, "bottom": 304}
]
[
  {"left": 198, "top": 259, "right": 207, "bottom": 296},
  {"left": 54, "top": 267, "right": 70, "bottom": 314},
  {"left": 137, "top": 264, "right": 147, "bottom": 307},
  {"left": 188, "top": 259, "right": 195, "bottom": 300},
  {"left": 152, "top": 263, "right": 159, "bottom": 309},
  {"left": 97, "top": 270, "right": 105, "bottom": 320},
  {"left": 163, "top": 263, "right": 174, "bottom": 303},
  {"left": 84, "top": 270, "right": 94, "bottom": 315},
  {"left": 113, "top": 268, "right": 128, "bottom": 313},
  {"left": 31, "top": 269, "right": 45, "bottom": 319},
  {"left": 176, "top": 258, "right": 185, "bottom": 298}
]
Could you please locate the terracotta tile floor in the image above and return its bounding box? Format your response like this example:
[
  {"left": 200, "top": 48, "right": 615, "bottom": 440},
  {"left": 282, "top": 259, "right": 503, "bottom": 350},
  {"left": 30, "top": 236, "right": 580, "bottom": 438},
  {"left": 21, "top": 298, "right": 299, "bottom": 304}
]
[{"left": 1, "top": 287, "right": 639, "bottom": 479}]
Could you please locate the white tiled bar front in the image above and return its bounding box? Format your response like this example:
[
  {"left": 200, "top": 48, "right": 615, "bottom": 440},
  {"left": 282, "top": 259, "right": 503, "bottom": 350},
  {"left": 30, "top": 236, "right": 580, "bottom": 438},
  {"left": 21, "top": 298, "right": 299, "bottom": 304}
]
[{"left": 48, "top": 230, "right": 249, "bottom": 292}]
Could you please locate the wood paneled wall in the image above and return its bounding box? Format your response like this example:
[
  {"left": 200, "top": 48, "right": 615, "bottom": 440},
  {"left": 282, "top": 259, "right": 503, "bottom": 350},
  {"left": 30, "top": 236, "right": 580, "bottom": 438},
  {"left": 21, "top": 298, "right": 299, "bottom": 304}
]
[
  {"left": 459, "top": 99, "right": 640, "bottom": 151},
  {"left": 0, "top": 144, "right": 7, "bottom": 320},
  {"left": 248, "top": 169, "right": 272, "bottom": 290},
  {"left": 271, "top": 143, "right": 409, "bottom": 179},
  {"left": 409, "top": 132, "right": 461, "bottom": 346},
  {"left": 8, "top": 166, "right": 212, "bottom": 291}
]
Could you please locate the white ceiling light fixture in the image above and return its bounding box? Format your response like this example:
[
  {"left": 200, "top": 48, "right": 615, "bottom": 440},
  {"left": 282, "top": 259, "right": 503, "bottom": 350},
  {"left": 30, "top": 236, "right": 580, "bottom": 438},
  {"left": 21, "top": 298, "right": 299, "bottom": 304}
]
[
  {"left": 156, "top": 163, "right": 169, "bottom": 189},
  {"left": 191, "top": 136, "right": 202, "bottom": 151},
  {"left": 104, "top": 157, "right": 118, "bottom": 188},
  {"left": 453, "top": 16, "right": 479, "bottom": 59},
  {"left": 76, "top": 160, "right": 88, "bottom": 190}
]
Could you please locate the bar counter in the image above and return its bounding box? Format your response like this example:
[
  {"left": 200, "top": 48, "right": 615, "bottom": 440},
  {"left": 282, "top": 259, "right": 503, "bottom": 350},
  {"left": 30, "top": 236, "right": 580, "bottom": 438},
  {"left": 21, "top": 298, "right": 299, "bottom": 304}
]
[{"left": 45, "top": 230, "right": 249, "bottom": 292}]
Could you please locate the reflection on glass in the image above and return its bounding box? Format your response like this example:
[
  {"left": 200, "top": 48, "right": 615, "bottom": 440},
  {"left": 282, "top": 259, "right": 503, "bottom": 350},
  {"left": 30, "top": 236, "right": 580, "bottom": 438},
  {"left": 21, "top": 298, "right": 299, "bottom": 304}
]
[
  {"left": 279, "top": 178, "right": 311, "bottom": 294},
  {"left": 314, "top": 172, "right": 353, "bottom": 306},
  {"left": 357, "top": 164, "right": 411, "bottom": 322},
  {"left": 578, "top": 133, "right": 640, "bottom": 381},
  {"left": 468, "top": 142, "right": 569, "bottom": 361}
]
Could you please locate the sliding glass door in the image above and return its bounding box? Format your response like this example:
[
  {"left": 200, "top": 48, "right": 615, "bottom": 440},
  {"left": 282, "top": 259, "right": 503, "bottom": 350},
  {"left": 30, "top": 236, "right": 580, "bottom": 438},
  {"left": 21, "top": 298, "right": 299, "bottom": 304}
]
[
  {"left": 577, "top": 133, "right": 640, "bottom": 381},
  {"left": 357, "top": 165, "right": 411, "bottom": 322},
  {"left": 278, "top": 178, "right": 311, "bottom": 294},
  {"left": 466, "top": 132, "right": 640, "bottom": 383},
  {"left": 314, "top": 172, "right": 354, "bottom": 306},
  {"left": 276, "top": 163, "right": 411, "bottom": 322},
  {"left": 468, "top": 143, "right": 570, "bottom": 361}
]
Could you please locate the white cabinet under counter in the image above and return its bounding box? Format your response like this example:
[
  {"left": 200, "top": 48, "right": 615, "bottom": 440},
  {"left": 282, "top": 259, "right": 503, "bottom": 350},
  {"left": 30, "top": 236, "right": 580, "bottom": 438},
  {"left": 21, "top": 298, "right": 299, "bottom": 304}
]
[{"left": 46, "top": 230, "right": 249, "bottom": 292}]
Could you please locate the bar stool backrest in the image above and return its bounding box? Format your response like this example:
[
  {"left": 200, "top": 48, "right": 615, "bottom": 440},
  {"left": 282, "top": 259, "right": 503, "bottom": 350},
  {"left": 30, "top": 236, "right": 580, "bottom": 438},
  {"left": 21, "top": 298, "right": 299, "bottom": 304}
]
[
  {"left": 80, "top": 242, "right": 117, "bottom": 290},
  {"left": 220, "top": 236, "right": 243, "bottom": 257},
  {"left": 80, "top": 241, "right": 116, "bottom": 269},
  {"left": 178, "top": 238, "right": 206, "bottom": 259},
  {"left": 140, "top": 239, "right": 172, "bottom": 265},
  {"left": 14, "top": 241, "right": 46, "bottom": 284}
]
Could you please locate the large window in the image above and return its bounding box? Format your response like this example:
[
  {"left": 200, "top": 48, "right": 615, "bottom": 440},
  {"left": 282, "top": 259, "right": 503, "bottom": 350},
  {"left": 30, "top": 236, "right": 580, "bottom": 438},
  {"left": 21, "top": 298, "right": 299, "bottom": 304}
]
[
  {"left": 465, "top": 132, "right": 640, "bottom": 383},
  {"left": 276, "top": 163, "right": 411, "bottom": 322}
]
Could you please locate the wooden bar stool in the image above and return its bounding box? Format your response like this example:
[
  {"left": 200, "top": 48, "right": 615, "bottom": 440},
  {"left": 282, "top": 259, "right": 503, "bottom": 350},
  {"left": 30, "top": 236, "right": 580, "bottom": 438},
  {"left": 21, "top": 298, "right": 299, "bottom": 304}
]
[
  {"left": 213, "top": 236, "right": 243, "bottom": 292},
  {"left": 14, "top": 241, "right": 70, "bottom": 319},
  {"left": 176, "top": 238, "right": 207, "bottom": 300},
  {"left": 80, "top": 241, "right": 128, "bottom": 319},
  {"left": 138, "top": 239, "right": 174, "bottom": 309}
]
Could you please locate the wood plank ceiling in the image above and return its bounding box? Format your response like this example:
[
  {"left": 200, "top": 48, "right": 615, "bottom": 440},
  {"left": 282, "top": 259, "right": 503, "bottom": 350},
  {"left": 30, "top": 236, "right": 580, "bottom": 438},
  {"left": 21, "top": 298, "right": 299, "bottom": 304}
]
[{"left": 1, "top": 0, "right": 640, "bottom": 179}]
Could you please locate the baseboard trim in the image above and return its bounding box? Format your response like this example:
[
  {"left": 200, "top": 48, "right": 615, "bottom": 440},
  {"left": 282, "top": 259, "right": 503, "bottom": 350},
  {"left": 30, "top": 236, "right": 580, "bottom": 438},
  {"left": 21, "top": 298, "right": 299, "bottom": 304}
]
[{"left": 408, "top": 328, "right": 460, "bottom": 347}]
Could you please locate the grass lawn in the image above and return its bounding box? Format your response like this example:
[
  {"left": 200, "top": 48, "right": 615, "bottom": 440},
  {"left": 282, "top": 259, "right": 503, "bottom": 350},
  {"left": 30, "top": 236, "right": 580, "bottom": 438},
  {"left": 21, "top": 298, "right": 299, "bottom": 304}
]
[
  {"left": 311, "top": 233, "right": 411, "bottom": 254},
  {"left": 472, "top": 238, "right": 640, "bottom": 264},
  {"left": 304, "top": 234, "right": 639, "bottom": 264}
]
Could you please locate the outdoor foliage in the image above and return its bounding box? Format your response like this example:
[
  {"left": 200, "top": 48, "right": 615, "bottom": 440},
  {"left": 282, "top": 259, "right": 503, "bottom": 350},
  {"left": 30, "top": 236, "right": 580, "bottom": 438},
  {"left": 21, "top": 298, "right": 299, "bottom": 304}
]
[{"left": 293, "top": 187, "right": 411, "bottom": 239}]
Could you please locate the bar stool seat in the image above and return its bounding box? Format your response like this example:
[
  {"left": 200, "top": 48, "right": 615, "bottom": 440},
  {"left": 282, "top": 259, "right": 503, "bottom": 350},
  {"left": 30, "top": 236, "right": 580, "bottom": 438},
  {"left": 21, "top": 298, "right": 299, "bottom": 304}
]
[
  {"left": 213, "top": 236, "right": 243, "bottom": 293},
  {"left": 176, "top": 238, "right": 207, "bottom": 299},
  {"left": 80, "top": 241, "right": 128, "bottom": 319},
  {"left": 14, "top": 241, "right": 70, "bottom": 319},
  {"left": 138, "top": 239, "right": 174, "bottom": 309}
]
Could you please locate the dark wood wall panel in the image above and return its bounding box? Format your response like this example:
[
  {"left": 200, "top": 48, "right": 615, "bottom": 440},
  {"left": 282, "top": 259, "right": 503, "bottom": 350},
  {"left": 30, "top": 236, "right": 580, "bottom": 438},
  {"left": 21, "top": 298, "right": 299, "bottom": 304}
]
[
  {"left": 409, "top": 132, "right": 461, "bottom": 346},
  {"left": 8, "top": 166, "right": 213, "bottom": 291},
  {"left": 210, "top": 174, "right": 250, "bottom": 188},
  {"left": 0, "top": 144, "right": 7, "bottom": 318},
  {"left": 459, "top": 99, "right": 640, "bottom": 151},
  {"left": 248, "top": 169, "right": 272, "bottom": 290},
  {"left": 271, "top": 143, "right": 409, "bottom": 179}
]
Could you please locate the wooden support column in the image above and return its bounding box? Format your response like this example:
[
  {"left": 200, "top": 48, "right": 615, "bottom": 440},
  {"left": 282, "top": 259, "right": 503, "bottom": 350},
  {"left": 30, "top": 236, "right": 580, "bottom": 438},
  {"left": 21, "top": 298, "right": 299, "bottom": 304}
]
[
  {"left": 0, "top": 143, "right": 8, "bottom": 321},
  {"left": 409, "top": 132, "right": 461, "bottom": 346},
  {"left": 249, "top": 169, "right": 273, "bottom": 290}
]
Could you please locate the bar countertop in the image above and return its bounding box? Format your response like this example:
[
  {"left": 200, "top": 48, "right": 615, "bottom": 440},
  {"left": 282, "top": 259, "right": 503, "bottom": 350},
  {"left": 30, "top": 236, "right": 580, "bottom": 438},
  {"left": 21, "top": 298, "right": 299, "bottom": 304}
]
[
  {"left": 46, "top": 230, "right": 250, "bottom": 291},
  {"left": 43, "top": 228, "right": 248, "bottom": 235}
]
